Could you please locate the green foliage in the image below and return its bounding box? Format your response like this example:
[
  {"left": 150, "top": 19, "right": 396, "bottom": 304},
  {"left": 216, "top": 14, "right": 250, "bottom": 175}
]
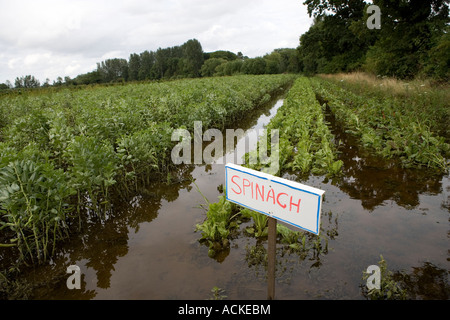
[
  {"left": 209, "top": 286, "right": 227, "bottom": 300},
  {"left": 195, "top": 195, "right": 239, "bottom": 257},
  {"left": 6, "top": 108, "right": 51, "bottom": 151},
  {"left": 116, "top": 123, "right": 173, "bottom": 191},
  {"left": 182, "top": 39, "right": 204, "bottom": 77},
  {"left": 64, "top": 136, "right": 118, "bottom": 215},
  {"left": 247, "top": 77, "right": 343, "bottom": 177},
  {"left": 0, "top": 74, "right": 294, "bottom": 264},
  {"left": 276, "top": 223, "right": 329, "bottom": 257},
  {"left": 240, "top": 208, "right": 268, "bottom": 238},
  {"left": 97, "top": 58, "right": 129, "bottom": 83},
  {"left": 421, "top": 28, "right": 450, "bottom": 82},
  {"left": 299, "top": 0, "right": 449, "bottom": 80},
  {"left": 298, "top": 1, "right": 371, "bottom": 75},
  {"left": 201, "top": 58, "right": 227, "bottom": 77},
  {"left": 0, "top": 159, "right": 74, "bottom": 263},
  {"left": 207, "top": 50, "right": 238, "bottom": 61},
  {"left": 201, "top": 48, "right": 300, "bottom": 78},
  {"left": 310, "top": 77, "right": 450, "bottom": 171},
  {"left": 276, "top": 224, "right": 302, "bottom": 249},
  {"left": 14, "top": 75, "right": 40, "bottom": 89}
]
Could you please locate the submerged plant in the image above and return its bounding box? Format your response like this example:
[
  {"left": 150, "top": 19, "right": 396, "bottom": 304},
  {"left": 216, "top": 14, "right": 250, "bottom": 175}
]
[
  {"left": 241, "top": 208, "right": 268, "bottom": 238},
  {"left": 195, "top": 195, "right": 239, "bottom": 257},
  {"left": 209, "top": 286, "right": 227, "bottom": 300}
]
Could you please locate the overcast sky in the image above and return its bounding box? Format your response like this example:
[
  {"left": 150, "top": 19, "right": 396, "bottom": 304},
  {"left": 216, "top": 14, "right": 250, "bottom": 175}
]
[{"left": 0, "top": 0, "right": 313, "bottom": 84}]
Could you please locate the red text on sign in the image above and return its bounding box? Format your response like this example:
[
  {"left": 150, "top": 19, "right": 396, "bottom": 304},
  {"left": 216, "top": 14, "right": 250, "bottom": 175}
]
[{"left": 230, "top": 175, "right": 301, "bottom": 213}]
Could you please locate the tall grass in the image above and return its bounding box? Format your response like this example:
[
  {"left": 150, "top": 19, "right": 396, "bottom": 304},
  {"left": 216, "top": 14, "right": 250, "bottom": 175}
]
[{"left": 319, "top": 72, "right": 449, "bottom": 97}]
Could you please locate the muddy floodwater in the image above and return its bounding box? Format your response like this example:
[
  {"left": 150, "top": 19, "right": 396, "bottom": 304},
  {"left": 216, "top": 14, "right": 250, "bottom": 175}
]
[{"left": 14, "top": 95, "right": 450, "bottom": 300}]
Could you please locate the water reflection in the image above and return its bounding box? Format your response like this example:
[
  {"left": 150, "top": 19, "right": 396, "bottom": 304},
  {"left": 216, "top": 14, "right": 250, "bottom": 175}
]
[
  {"left": 323, "top": 106, "right": 446, "bottom": 211},
  {"left": 242, "top": 209, "right": 339, "bottom": 284},
  {"left": 398, "top": 262, "right": 450, "bottom": 300},
  {"left": 4, "top": 163, "right": 197, "bottom": 299},
  {"left": 360, "top": 261, "right": 450, "bottom": 300}
]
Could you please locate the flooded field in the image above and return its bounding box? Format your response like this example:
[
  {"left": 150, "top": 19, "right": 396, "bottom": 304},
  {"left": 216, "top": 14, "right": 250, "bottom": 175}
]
[{"left": 10, "top": 94, "right": 449, "bottom": 300}]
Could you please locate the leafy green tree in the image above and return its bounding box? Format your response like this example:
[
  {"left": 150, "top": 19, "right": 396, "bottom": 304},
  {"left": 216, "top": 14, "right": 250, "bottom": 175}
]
[
  {"left": 182, "top": 39, "right": 204, "bottom": 77},
  {"left": 154, "top": 48, "right": 168, "bottom": 79},
  {"left": 421, "top": 27, "right": 450, "bottom": 81},
  {"left": 299, "top": 0, "right": 369, "bottom": 74},
  {"left": 252, "top": 58, "right": 267, "bottom": 75},
  {"left": 264, "top": 52, "right": 282, "bottom": 74},
  {"left": 165, "top": 57, "right": 182, "bottom": 78},
  {"left": 299, "top": 0, "right": 449, "bottom": 79},
  {"left": 128, "top": 53, "right": 141, "bottom": 81},
  {"left": 215, "top": 60, "right": 243, "bottom": 76},
  {"left": 73, "top": 70, "right": 102, "bottom": 85},
  {"left": 274, "top": 48, "right": 301, "bottom": 73},
  {"left": 207, "top": 50, "right": 238, "bottom": 61},
  {"left": 303, "top": 0, "right": 366, "bottom": 17},
  {"left": 365, "top": 0, "right": 449, "bottom": 79},
  {"left": 0, "top": 81, "right": 12, "bottom": 90},
  {"left": 14, "top": 75, "right": 40, "bottom": 88},
  {"left": 139, "top": 50, "right": 156, "bottom": 80},
  {"left": 201, "top": 58, "right": 227, "bottom": 77},
  {"left": 298, "top": 17, "right": 327, "bottom": 74},
  {"left": 241, "top": 58, "right": 267, "bottom": 75},
  {"left": 97, "top": 58, "right": 129, "bottom": 82},
  {"left": 53, "top": 77, "right": 63, "bottom": 86},
  {"left": 64, "top": 76, "right": 73, "bottom": 86}
]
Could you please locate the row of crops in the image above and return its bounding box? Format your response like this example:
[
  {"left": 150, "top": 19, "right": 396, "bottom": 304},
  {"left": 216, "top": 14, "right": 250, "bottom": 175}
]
[
  {"left": 196, "top": 77, "right": 343, "bottom": 260},
  {"left": 246, "top": 77, "right": 343, "bottom": 176},
  {"left": 0, "top": 74, "right": 296, "bottom": 265},
  {"left": 196, "top": 76, "right": 449, "bottom": 261},
  {"left": 310, "top": 77, "right": 450, "bottom": 171},
  {"left": 248, "top": 76, "right": 449, "bottom": 177}
]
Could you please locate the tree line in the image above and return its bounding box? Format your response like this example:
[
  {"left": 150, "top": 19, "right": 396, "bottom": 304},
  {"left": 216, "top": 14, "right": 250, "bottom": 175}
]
[
  {"left": 1, "top": 39, "right": 300, "bottom": 89},
  {"left": 298, "top": 0, "right": 449, "bottom": 81},
  {"left": 2, "top": 0, "right": 448, "bottom": 89}
]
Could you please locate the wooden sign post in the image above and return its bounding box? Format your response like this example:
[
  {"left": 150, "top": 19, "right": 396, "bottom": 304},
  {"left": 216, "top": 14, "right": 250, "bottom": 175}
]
[
  {"left": 225, "top": 163, "right": 325, "bottom": 300},
  {"left": 267, "top": 217, "right": 277, "bottom": 300}
]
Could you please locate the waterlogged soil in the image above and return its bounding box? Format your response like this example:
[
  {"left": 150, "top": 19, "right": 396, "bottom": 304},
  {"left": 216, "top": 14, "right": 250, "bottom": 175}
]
[{"left": 11, "top": 95, "right": 450, "bottom": 300}]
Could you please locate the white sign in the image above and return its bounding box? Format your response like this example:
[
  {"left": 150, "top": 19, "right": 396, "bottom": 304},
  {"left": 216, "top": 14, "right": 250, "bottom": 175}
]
[{"left": 225, "top": 163, "right": 325, "bottom": 235}]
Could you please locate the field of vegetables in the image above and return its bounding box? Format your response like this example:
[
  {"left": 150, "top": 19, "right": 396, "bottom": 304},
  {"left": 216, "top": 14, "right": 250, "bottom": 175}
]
[
  {"left": 194, "top": 77, "right": 345, "bottom": 259},
  {"left": 197, "top": 76, "right": 449, "bottom": 299},
  {"left": 0, "top": 74, "right": 295, "bottom": 266},
  {"left": 0, "top": 73, "right": 448, "bottom": 300},
  {"left": 194, "top": 74, "right": 449, "bottom": 262},
  {"left": 239, "top": 76, "right": 449, "bottom": 180},
  {"left": 310, "top": 77, "right": 449, "bottom": 171}
]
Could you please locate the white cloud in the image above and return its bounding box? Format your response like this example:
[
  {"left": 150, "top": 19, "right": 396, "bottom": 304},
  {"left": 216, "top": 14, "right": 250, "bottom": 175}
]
[{"left": 0, "top": 0, "right": 313, "bottom": 84}]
